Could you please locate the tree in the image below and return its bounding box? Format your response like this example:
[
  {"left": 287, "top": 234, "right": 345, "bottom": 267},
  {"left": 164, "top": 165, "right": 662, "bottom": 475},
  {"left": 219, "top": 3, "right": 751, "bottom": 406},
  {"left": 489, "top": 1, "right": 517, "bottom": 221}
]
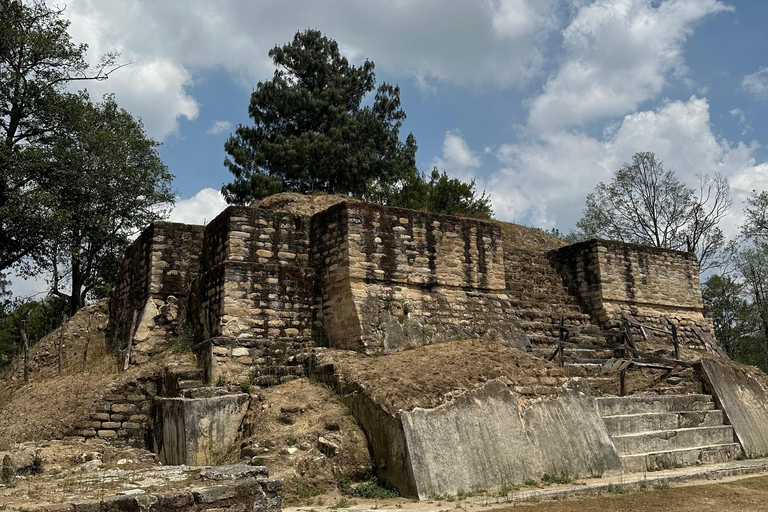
[
  {"left": 0, "top": 0, "right": 121, "bottom": 272},
  {"left": 576, "top": 152, "right": 730, "bottom": 272},
  {"left": 388, "top": 167, "right": 492, "bottom": 218},
  {"left": 23, "top": 92, "right": 174, "bottom": 316},
  {"left": 702, "top": 274, "right": 751, "bottom": 358},
  {"left": 223, "top": 29, "right": 417, "bottom": 203}
]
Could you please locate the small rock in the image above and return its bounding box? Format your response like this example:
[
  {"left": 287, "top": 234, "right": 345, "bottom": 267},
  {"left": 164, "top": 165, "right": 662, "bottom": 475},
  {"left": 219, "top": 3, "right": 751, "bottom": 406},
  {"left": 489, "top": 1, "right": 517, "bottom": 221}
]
[
  {"left": 118, "top": 489, "right": 147, "bottom": 496},
  {"left": 200, "top": 464, "right": 268, "bottom": 481},
  {"left": 250, "top": 456, "right": 272, "bottom": 465},
  {"left": 298, "top": 442, "right": 311, "bottom": 451},
  {"left": 318, "top": 436, "right": 340, "bottom": 457},
  {"left": 666, "top": 376, "right": 683, "bottom": 385},
  {"left": 241, "top": 445, "right": 260, "bottom": 458},
  {"left": 117, "top": 458, "right": 133, "bottom": 465},
  {"left": 279, "top": 447, "right": 298, "bottom": 456},
  {"left": 76, "top": 459, "right": 103, "bottom": 472}
]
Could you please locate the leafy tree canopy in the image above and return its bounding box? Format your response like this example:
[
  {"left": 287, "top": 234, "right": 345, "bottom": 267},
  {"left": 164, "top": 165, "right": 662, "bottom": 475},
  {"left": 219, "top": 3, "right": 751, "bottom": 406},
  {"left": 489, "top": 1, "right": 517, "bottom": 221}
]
[
  {"left": 575, "top": 152, "right": 730, "bottom": 272},
  {"left": 222, "top": 29, "right": 492, "bottom": 218},
  {"left": 0, "top": 0, "right": 121, "bottom": 272},
  {"left": 18, "top": 92, "right": 174, "bottom": 315},
  {"left": 223, "top": 29, "right": 417, "bottom": 202},
  {"left": 387, "top": 167, "right": 492, "bottom": 218}
]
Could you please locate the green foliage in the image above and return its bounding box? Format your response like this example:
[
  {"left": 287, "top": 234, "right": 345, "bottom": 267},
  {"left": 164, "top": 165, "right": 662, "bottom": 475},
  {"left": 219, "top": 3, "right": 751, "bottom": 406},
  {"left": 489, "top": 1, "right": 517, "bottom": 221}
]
[
  {"left": 0, "top": 0, "right": 120, "bottom": 272},
  {"left": 0, "top": 296, "right": 67, "bottom": 368},
  {"left": 222, "top": 29, "right": 491, "bottom": 218},
  {"left": 576, "top": 152, "right": 730, "bottom": 272},
  {"left": 541, "top": 471, "right": 573, "bottom": 485},
  {"left": 223, "top": 29, "right": 416, "bottom": 202},
  {"left": 703, "top": 274, "right": 751, "bottom": 359},
  {"left": 20, "top": 92, "right": 174, "bottom": 316},
  {"left": 387, "top": 167, "right": 493, "bottom": 218},
  {"left": 171, "top": 324, "right": 197, "bottom": 353},
  {"left": 338, "top": 478, "right": 399, "bottom": 499}
]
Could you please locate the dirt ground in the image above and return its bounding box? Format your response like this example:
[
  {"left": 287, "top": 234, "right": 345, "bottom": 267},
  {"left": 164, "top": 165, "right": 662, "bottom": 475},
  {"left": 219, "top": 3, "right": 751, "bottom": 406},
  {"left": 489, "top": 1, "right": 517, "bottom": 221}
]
[
  {"left": 240, "top": 378, "right": 372, "bottom": 505},
  {"left": 320, "top": 339, "right": 568, "bottom": 414},
  {"left": 495, "top": 475, "right": 768, "bottom": 512}
]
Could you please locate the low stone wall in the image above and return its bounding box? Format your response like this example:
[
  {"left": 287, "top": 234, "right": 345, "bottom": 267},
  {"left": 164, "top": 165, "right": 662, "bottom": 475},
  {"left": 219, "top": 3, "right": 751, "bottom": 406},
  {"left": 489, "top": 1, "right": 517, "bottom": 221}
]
[
  {"left": 699, "top": 358, "right": 768, "bottom": 457},
  {"left": 153, "top": 393, "right": 250, "bottom": 465},
  {"left": 550, "top": 239, "right": 716, "bottom": 350},
  {"left": 108, "top": 222, "right": 204, "bottom": 363},
  {"left": 195, "top": 336, "right": 309, "bottom": 387},
  {"left": 24, "top": 471, "right": 282, "bottom": 512},
  {"left": 69, "top": 376, "right": 159, "bottom": 448},
  {"left": 311, "top": 203, "right": 520, "bottom": 353}
]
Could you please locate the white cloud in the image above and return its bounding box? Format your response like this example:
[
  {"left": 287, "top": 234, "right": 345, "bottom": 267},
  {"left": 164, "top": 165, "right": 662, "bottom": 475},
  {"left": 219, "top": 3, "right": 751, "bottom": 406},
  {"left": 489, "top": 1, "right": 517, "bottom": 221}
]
[
  {"left": 432, "top": 130, "right": 482, "bottom": 180},
  {"left": 742, "top": 67, "right": 768, "bottom": 100},
  {"left": 489, "top": 96, "right": 763, "bottom": 238},
  {"left": 60, "top": 0, "right": 561, "bottom": 141},
  {"left": 527, "top": 0, "right": 733, "bottom": 132},
  {"left": 168, "top": 188, "right": 228, "bottom": 225},
  {"left": 207, "top": 120, "right": 232, "bottom": 135}
]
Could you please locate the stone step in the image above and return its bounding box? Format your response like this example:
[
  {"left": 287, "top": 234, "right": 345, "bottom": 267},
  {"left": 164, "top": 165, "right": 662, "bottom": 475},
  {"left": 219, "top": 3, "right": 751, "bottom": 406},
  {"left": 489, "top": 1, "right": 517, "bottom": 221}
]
[
  {"left": 620, "top": 443, "right": 741, "bottom": 473},
  {"left": 611, "top": 425, "right": 735, "bottom": 455},
  {"left": 603, "top": 410, "right": 725, "bottom": 436},
  {"left": 596, "top": 394, "right": 715, "bottom": 416},
  {"left": 177, "top": 379, "right": 205, "bottom": 390}
]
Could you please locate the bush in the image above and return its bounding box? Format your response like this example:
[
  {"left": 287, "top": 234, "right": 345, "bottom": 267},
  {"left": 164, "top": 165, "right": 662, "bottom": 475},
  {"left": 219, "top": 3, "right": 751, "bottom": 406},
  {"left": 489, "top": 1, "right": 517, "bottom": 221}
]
[{"left": 338, "top": 478, "right": 399, "bottom": 499}]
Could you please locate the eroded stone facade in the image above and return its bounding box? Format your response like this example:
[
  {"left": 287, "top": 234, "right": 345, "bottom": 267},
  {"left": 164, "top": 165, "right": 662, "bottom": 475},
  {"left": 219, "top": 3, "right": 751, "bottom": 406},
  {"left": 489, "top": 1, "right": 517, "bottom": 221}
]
[
  {"left": 549, "top": 239, "right": 717, "bottom": 350},
  {"left": 110, "top": 200, "right": 717, "bottom": 381}
]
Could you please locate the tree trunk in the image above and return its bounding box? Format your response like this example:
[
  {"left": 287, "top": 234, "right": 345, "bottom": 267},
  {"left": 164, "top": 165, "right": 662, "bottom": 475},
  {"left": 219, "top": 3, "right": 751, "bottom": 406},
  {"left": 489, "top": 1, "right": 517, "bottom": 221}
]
[
  {"left": 69, "top": 254, "right": 82, "bottom": 316},
  {"left": 21, "top": 320, "right": 29, "bottom": 383},
  {"left": 82, "top": 313, "right": 92, "bottom": 371}
]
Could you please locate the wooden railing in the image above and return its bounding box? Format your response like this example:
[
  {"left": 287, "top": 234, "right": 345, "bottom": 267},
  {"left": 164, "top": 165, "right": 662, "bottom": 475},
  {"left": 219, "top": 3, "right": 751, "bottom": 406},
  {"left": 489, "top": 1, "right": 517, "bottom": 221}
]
[{"left": 548, "top": 315, "right": 690, "bottom": 396}]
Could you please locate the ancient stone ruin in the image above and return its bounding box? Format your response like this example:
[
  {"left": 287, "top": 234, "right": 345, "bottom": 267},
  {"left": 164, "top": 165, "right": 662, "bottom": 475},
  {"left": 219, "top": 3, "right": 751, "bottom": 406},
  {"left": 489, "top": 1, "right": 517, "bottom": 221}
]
[{"left": 96, "top": 195, "right": 768, "bottom": 499}]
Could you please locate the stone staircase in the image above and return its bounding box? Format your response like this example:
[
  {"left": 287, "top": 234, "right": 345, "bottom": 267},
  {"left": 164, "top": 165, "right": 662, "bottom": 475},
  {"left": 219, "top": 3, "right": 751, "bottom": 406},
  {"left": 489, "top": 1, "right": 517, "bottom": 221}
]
[
  {"left": 597, "top": 394, "right": 740, "bottom": 473},
  {"left": 504, "top": 248, "right": 601, "bottom": 356}
]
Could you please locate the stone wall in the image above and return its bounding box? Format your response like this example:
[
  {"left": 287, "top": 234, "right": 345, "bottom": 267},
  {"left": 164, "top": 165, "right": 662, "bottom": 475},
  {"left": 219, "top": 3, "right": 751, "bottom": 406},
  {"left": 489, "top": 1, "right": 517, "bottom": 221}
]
[
  {"left": 191, "top": 207, "right": 315, "bottom": 342},
  {"left": 195, "top": 336, "right": 309, "bottom": 387},
  {"left": 24, "top": 470, "right": 282, "bottom": 512},
  {"left": 550, "top": 239, "right": 716, "bottom": 350},
  {"left": 69, "top": 376, "right": 159, "bottom": 448},
  {"left": 311, "top": 203, "right": 519, "bottom": 353},
  {"left": 109, "top": 222, "right": 204, "bottom": 363}
]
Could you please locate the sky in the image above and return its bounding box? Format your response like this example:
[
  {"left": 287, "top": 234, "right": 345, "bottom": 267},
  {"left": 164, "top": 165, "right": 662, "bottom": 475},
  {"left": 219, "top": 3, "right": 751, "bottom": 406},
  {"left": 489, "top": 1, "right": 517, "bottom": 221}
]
[{"left": 8, "top": 0, "right": 768, "bottom": 297}]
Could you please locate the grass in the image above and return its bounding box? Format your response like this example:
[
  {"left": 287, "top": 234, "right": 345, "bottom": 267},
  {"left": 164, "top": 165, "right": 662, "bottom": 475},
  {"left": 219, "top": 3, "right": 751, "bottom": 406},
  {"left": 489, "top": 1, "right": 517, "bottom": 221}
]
[
  {"left": 541, "top": 471, "right": 574, "bottom": 485},
  {"left": 339, "top": 478, "right": 399, "bottom": 499}
]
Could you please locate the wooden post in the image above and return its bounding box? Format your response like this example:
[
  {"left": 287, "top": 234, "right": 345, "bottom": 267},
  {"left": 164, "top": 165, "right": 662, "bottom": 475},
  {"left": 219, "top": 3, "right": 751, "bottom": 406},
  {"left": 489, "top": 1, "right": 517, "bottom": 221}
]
[
  {"left": 668, "top": 318, "right": 680, "bottom": 360},
  {"left": 122, "top": 310, "right": 138, "bottom": 371},
  {"left": 558, "top": 314, "right": 564, "bottom": 367},
  {"left": 82, "top": 313, "right": 92, "bottom": 371},
  {"left": 620, "top": 327, "right": 627, "bottom": 397},
  {"left": 58, "top": 314, "right": 67, "bottom": 375},
  {"left": 21, "top": 320, "right": 29, "bottom": 383}
]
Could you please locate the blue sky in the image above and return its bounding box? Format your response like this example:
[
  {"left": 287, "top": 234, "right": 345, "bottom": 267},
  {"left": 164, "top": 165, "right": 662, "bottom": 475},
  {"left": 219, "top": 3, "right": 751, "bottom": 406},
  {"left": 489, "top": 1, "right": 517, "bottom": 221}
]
[{"left": 8, "top": 0, "right": 768, "bottom": 297}]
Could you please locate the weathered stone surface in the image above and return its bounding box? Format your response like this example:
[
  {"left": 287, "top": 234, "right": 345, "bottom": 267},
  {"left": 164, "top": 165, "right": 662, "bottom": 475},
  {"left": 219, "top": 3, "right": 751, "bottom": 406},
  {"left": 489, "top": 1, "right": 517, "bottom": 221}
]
[
  {"left": 699, "top": 358, "right": 768, "bottom": 457},
  {"left": 200, "top": 464, "right": 269, "bottom": 481},
  {"left": 550, "top": 239, "right": 714, "bottom": 351},
  {"left": 154, "top": 393, "right": 250, "bottom": 465},
  {"left": 399, "top": 378, "right": 621, "bottom": 499}
]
